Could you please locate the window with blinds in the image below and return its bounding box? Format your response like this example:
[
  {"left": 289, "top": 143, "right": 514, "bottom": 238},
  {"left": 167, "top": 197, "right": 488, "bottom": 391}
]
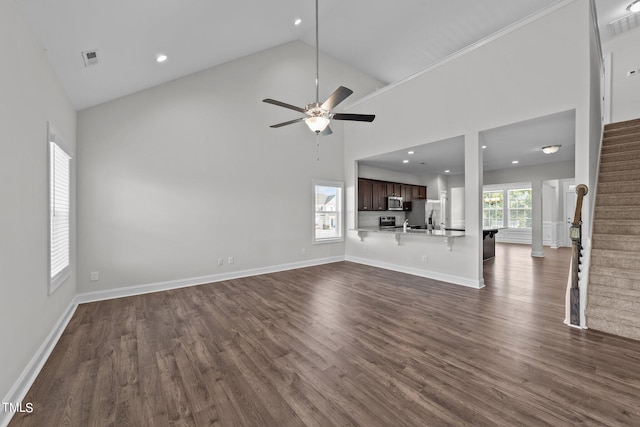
[{"left": 49, "top": 140, "right": 71, "bottom": 292}]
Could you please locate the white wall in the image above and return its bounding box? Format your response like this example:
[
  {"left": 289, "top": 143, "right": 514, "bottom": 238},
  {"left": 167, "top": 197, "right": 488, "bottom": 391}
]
[
  {"left": 0, "top": 0, "right": 77, "bottom": 412},
  {"left": 358, "top": 164, "right": 424, "bottom": 185},
  {"left": 602, "top": 27, "right": 640, "bottom": 123},
  {"left": 344, "top": 0, "right": 593, "bottom": 288},
  {"left": 76, "top": 41, "right": 380, "bottom": 294}
]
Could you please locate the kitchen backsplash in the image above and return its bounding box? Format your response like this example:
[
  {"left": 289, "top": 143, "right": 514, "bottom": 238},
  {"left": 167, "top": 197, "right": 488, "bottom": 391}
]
[{"left": 358, "top": 211, "right": 406, "bottom": 228}]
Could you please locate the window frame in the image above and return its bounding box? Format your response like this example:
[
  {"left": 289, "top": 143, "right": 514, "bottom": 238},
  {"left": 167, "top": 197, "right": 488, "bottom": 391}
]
[
  {"left": 482, "top": 190, "right": 504, "bottom": 229},
  {"left": 507, "top": 188, "right": 533, "bottom": 229},
  {"left": 312, "top": 180, "right": 344, "bottom": 244},
  {"left": 482, "top": 182, "right": 532, "bottom": 230},
  {"left": 48, "top": 123, "right": 73, "bottom": 294}
]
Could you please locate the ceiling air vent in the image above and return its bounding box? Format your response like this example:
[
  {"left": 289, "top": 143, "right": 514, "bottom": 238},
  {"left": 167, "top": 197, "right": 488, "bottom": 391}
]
[
  {"left": 608, "top": 13, "right": 640, "bottom": 38},
  {"left": 81, "top": 49, "right": 100, "bottom": 68}
]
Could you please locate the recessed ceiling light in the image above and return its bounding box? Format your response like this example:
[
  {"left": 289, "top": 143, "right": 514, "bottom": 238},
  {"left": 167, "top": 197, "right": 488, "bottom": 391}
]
[
  {"left": 403, "top": 160, "right": 409, "bottom": 163},
  {"left": 512, "top": 160, "right": 519, "bottom": 164},
  {"left": 294, "top": 18, "right": 302, "bottom": 26},
  {"left": 444, "top": 170, "right": 450, "bottom": 173},
  {"left": 408, "top": 151, "right": 415, "bottom": 155},
  {"left": 482, "top": 145, "right": 487, "bottom": 149},
  {"left": 628, "top": 1, "right": 640, "bottom": 13},
  {"left": 156, "top": 54, "right": 168, "bottom": 63}
]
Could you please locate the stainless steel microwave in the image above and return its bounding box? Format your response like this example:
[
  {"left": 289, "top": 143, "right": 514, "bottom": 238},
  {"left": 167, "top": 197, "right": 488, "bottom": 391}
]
[{"left": 387, "top": 196, "right": 403, "bottom": 211}]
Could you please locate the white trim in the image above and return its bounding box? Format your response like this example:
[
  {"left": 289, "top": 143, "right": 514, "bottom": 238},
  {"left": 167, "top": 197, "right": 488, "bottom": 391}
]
[
  {"left": 345, "top": 0, "right": 576, "bottom": 110},
  {"left": 603, "top": 52, "right": 612, "bottom": 124},
  {"left": 1, "top": 301, "right": 78, "bottom": 427},
  {"left": 76, "top": 256, "right": 345, "bottom": 304},
  {"left": 531, "top": 251, "right": 545, "bottom": 258},
  {"left": 312, "top": 179, "right": 345, "bottom": 245},
  {"left": 1, "top": 255, "right": 346, "bottom": 427},
  {"left": 346, "top": 255, "right": 484, "bottom": 289}
]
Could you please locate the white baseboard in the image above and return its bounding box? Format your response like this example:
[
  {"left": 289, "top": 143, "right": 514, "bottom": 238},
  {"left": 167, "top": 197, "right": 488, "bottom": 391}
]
[
  {"left": 345, "top": 255, "right": 484, "bottom": 289},
  {"left": 1, "top": 256, "right": 345, "bottom": 427},
  {"left": 76, "top": 256, "right": 346, "bottom": 304},
  {"left": 1, "top": 300, "right": 78, "bottom": 427}
]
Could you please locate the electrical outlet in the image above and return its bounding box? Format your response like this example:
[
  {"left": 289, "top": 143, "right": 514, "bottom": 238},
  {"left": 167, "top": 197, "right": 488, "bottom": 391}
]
[
  {"left": 228, "top": 256, "right": 234, "bottom": 265},
  {"left": 301, "top": 248, "right": 306, "bottom": 255},
  {"left": 422, "top": 255, "right": 428, "bottom": 264},
  {"left": 90, "top": 271, "right": 99, "bottom": 281},
  {"left": 217, "top": 258, "right": 224, "bottom": 266},
  {"left": 362, "top": 245, "right": 367, "bottom": 252}
]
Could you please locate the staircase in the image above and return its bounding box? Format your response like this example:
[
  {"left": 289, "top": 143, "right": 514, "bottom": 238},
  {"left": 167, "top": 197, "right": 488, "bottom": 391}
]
[{"left": 586, "top": 118, "right": 640, "bottom": 341}]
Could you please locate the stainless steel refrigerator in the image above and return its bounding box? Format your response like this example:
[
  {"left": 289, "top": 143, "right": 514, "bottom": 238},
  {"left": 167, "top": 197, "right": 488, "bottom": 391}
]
[{"left": 407, "top": 199, "right": 442, "bottom": 229}]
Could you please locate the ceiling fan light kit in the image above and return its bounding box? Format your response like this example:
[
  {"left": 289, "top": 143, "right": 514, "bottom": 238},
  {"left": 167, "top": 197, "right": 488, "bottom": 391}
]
[{"left": 263, "top": 0, "right": 375, "bottom": 135}]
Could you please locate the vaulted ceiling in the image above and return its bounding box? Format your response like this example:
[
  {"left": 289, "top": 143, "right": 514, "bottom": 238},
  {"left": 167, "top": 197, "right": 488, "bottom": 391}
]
[
  {"left": 16, "top": 0, "right": 638, "bottom": 171},
  {"left": 17, "top": 0, "right": 636, "bottom": 111}
]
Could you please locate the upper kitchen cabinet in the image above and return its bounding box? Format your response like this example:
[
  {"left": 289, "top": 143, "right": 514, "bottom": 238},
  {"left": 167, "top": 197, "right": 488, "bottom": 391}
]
[
  {"left": 358, "top": 178, "right": 373, "bottom": 211},
  {"left": 413, "top": 185, "right": 427, "bottom": 200},
  {"left": 386, "top": 183, "right": 402, "bottom": 197},
  {"left": 372, "top": 181, "right": 387, "bottom": 210},
  {"left": 401, "top": 184, "right": 412, "bottom": 202}
]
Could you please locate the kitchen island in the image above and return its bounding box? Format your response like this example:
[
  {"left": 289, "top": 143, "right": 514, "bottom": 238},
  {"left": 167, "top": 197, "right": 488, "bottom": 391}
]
[{"left": 446, "top": 228, "right": 500, "bottom": 260}]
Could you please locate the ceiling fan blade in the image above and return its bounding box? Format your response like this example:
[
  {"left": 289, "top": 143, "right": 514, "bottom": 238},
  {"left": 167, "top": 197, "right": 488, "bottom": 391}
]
[
  {"left": 320, "top": 126, "right": 333, "bottom": 136},
  {"left": 332, "top": 113, "right": 375, "bottom": 122},
  {"left": 263, "top": 98, "right": 306, "bottom": 113},
  {"left": 321, "top": 86, "right": 353, "bottom": 111},
  {"left": 270, "top": 117, "right": 305, "bottom": 128}
]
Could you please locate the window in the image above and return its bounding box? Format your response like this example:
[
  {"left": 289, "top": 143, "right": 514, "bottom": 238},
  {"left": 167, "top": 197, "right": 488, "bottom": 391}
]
[
  {"left": 313, "top": 180, "right": 343, "bottom": 243},
  {"left": 507, "top": 188, "right": 532, "bottom": 228},
  {"left": 483, "top": 191, "right": 503, "bottom": 229},
  {"left": 49, "top": 127, "right": 72, "bottom": 293},
  {"left": 482, "top": 184, "right": 532, "bottom": 229}
]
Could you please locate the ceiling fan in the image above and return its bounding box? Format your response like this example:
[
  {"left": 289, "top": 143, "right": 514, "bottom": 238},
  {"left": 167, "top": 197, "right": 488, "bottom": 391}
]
[{"left": 263, "top": 0, "right": 375, "bottom": 136}]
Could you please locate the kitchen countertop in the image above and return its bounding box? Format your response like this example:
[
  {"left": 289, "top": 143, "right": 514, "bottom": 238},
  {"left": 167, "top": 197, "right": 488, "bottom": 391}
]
[{"left": 353, "top": 227, "right": 466, "bottom": 237}]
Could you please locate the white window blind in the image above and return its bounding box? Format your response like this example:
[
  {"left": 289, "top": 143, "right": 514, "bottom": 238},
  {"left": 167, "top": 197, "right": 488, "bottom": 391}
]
[{"left": 50, "top": 141, "right": 71, "bottom": 288}]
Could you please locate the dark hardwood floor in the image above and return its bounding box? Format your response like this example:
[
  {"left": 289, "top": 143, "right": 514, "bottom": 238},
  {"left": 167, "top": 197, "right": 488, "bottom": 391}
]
[{"left": 10, "top": 243, "right": 640, "bottom": 426}]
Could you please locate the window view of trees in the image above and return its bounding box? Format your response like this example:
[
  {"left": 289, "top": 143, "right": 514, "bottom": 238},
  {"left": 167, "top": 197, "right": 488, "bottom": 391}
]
[
  {"left": 483, "top": 186, "right": 532, "bottom": 229},
  {"left": 508, "top": 188, "right": 532, "bottom": 228},
  {"left": 483, "top": 191, "right": 503, "bottom": 229}
]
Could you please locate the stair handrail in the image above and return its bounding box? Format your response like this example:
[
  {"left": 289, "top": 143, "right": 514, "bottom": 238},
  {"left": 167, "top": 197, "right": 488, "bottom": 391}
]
[{"left": 569, "top": 184, "right": 588, "bottom": 326}]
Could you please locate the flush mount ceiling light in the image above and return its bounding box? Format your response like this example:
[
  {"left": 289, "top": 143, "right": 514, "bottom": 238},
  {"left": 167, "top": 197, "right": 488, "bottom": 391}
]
[
  {"left": 628, "top": 0, "right": 640, "bottom": 13},
  {"left": 294, "top": 18, "right": 302, "bottom": 26},
  {"left": 512, "top": 160, "right": 519, "bottom": 164},
  {"left": 403, "top": 160, "right": 409, "bottom": 163},
  {"left": 156, "top": 54, "right": 168, "bottom": 63},
  {"left": 542, "top": 145, "right": 561, "bottom": 154},
  {"left": 408, "top": 151, "right": 415, "bottom": 155}
]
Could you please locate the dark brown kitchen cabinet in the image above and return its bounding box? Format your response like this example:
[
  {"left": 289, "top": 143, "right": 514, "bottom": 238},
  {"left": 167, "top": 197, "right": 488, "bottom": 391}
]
[
  {"left": 401, "top": 184, "right": 412, "bottom": 202},
  {"left": 359, "top": 178, "right": 426, "bottom": 210},
  {"left": 412, "top": 185, "right": 427, "bottom": 200},
  {"left": 372, "top": 181, "right": 387, "bottom": 210},
  {"left": 386, "top": 183, "right": 401, "bottom": 197},
  {"left": 358, "top": 178, "right": 373, "bottom": 211}
]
